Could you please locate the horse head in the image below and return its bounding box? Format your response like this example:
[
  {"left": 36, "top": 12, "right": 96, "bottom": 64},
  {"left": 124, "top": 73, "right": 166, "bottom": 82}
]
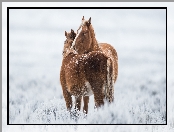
[
  {"left": 65, "top": 29, "right": 76, "bottom": 41},
  {"left": 63, "top": 29, "right": 77, "bottom": 57},
  {"left": 71, "top": 16, "right": 93, "bottom": 55},
  {"left": 72, "top": 16, "right": 100, "bottom": 55}
]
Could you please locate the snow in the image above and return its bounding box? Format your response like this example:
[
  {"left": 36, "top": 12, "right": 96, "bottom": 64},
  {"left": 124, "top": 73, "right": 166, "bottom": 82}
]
[
  {"left": 2, "top": 2, "right": 173, "bottom": 132},
  {"left": 75, "top": 60, "right": 78, "bottom": 64}
]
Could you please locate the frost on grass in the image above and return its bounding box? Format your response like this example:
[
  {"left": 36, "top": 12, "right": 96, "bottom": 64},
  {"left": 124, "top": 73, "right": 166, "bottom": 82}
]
[
  {"left": 8, "top": 66, "right": 166, "bottom": 124},
  {"left": 9, "top": 92, "right": 166, "bottom": 124},
  {"left": 30, "top": 99, "right": 87, "bottom": 124}
]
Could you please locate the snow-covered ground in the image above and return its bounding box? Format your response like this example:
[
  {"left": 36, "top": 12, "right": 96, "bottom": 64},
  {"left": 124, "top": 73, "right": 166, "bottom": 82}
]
[{"left": 2, "top": 2, "right": 173, "bottom": 132}]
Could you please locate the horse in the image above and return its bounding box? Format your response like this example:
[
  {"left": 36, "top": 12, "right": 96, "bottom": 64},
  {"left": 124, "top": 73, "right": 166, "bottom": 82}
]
[
  {"left": 60, "top": 29, "right": 114, "bottom": 114},
  {"left": 73, "top": 16, "right": 118, "bottom": 83}
]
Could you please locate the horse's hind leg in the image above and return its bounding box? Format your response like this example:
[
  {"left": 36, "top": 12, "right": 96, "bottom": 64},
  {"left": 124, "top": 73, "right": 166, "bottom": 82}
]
[
  {"left": 69, "top": 96, "right": 82, "bottom": 121},
  {"left": 83, "top": 96, "right": 89, "bottom": 114},
  {"left": 75, "top": 96, "right": 82, "bottom": 112},
  {"left": 93, "top": 91, "right": 104, "bottom": 108},
  {"left": 91, "top": 83, "right": 104, "bottom": 108},
  {"left": 63, "top": 89, "right": 72, "bottom": 111}
]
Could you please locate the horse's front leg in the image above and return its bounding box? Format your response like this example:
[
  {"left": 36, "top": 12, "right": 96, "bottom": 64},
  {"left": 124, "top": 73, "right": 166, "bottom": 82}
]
[{"left": 83, "top": 96, "right": 89, "bottom": 114}]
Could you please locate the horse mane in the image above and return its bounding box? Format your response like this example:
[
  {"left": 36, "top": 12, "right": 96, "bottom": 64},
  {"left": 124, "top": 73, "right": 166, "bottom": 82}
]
[
  {"left": 71, "top": 19, "right": 85, "bottom": 48},
  {"left": 88, "top": 23, "right": 101, "bottom": 52}
]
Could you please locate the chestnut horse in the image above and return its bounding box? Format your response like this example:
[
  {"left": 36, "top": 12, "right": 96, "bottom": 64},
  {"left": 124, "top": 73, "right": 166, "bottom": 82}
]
[
  {"left": 60, "top": 29, "right": 113, "bottom": 114},
  {"left": 73, "top": 16, "right": 118, "bottom": 83}
]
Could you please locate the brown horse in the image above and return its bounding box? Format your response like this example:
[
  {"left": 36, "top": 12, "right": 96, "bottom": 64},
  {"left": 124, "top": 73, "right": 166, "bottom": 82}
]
[
  {"left": 73, "top": 16, "right": 118, "bottom": 83},
  {"left": 60, "top": 29, "right": 113, "bottom": 114}
]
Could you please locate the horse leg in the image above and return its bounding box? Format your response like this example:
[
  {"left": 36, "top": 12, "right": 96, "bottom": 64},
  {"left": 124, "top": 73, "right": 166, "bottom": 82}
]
[
  {"left": 93, "top": 91, "right": 104, "bottom": 108},
  {"left": 63, "top": 89, "right": 72, "bottom": 112},
  {"left": 75, "top": 96, "right": 82, "bottom": 112},
  {"left": 83, "top": 96, "right": 89, "bottom": 114},
  {"left": 91, "top": 83, "right": 104, "bottom": 108},
  {"left": 68, "top": 96, "right": 82, "bottom": 121},
  {"left": 60, "top": 69, "right": 73, "bottom": 111}
]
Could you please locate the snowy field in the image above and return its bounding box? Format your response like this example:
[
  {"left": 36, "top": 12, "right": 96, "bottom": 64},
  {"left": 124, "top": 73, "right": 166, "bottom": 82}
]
[
  {"left": 2, "top": 2, "right": 173, "bottom": 132},
  {"left": 7, "top": 8, "right": 166, "bottom": 124}
]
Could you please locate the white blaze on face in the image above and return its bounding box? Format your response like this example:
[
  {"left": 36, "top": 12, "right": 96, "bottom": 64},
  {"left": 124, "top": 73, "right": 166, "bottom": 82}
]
[{"left": 71, "top": 19, "right": 86, "bottom": 48}]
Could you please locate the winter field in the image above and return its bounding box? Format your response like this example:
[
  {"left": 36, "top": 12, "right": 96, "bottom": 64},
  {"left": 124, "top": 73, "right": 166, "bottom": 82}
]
[{"left": 2, "top": 3, "right": 173, "bottom": 132}]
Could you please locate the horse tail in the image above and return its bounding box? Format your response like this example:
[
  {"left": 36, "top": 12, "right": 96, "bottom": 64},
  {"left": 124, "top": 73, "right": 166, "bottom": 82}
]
[{"left": 106, "top": 57, "right": 114, "bottom": 102}]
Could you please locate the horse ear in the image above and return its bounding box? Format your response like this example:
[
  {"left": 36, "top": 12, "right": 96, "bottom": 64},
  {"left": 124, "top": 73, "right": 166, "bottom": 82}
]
[
  {"left": 86, "top": 17, "right": 91, "bottom": 26},
  {"left": 82, "top": 16, "right": 84, "bottom": 20},
  {"left": 71, "top": 29, "right": 74, "bottom": 33},
  {"left": 88, "top": 17, "right": 91, "bottom": 24},
  {"left": 65, "top": 31, "right": 67, "bottom": 37},
  {"left": 73, "top": 32, "right": 76, "bottom": 39}
]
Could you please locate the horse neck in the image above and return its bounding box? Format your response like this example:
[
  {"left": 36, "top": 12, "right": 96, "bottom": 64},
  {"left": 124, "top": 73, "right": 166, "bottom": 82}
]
[{"left": 89, "top": 25, "right": 100, "bottom": 51}]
